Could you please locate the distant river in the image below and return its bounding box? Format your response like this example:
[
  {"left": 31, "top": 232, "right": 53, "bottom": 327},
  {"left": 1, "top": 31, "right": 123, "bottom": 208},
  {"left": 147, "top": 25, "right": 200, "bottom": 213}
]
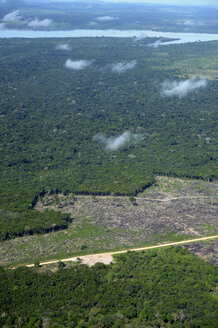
[{"left": 1, "top": 29, "right": 218, "bottom": 44}]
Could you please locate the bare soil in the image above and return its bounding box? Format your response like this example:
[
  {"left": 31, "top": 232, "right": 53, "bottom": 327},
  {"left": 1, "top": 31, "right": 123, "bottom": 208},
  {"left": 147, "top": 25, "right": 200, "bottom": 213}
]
[{"left": 183, "top": 239, "right": 218, "bottom": 264}]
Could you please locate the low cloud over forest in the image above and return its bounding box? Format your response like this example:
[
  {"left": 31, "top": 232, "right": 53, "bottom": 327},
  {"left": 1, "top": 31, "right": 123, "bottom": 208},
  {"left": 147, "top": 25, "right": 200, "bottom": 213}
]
[
  {"left": 148, "top": 40, "right": 163, "bottom": 48},
  {"left": 28, "top": 18, "right": 52, "bottom": 28},
  {"left": 65, "top": 59, "right": 93, "bottom": 70},
  {"left": 93, "top": 131, "right": 141, "bottom": 151},
  {"left": 161, "top": 77, "right": 208, "bottom": 98},
  {"left": 2, "top": 9, "right": 52, "bottom": 28},
  {"left": 56, "top": 43, "right": 71, "bottom": 51},
  {"left": 179, "top": 20, "right": 204, "bottom": 26},
  {"left": 95, "top": 16, "right": 119, "bottom": 22},
  {"left": 107, "top": 60, "right": 137, "bottom": 73},
  {"left": 3, "top": 10, "right": 22, "bottom": 21}
]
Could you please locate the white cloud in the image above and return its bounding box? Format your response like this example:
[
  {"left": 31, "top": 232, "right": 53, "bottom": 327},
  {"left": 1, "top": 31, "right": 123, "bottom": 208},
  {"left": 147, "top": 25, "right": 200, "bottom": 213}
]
[
  {"left": 3, "top": 10, "right": 22, "bottom": 22},
  {"left": 134, "top": 32, "right": 148, "bottom": 41},
  {"left": 148, "top": 40, "right": 163, "bottom": 48},
  {"left": 93, "top": 131, "right": 140, "bottom": 151},
  {"left": 28, "top": 18, "right": 52, "bottom": 28},
  {"left": 56, "top": 43, "right": 71, "bottom": 50},
  {"left": 95, "top": 16, "right": 119, "bottom": 21},
  {"left": 176, "top": 20, "right": 204, "bottom": 26},
  {"left": 108, "top": 60, "right": 137, "bottom": 73},
  {"left": 65, "top": 59, "right": 93, "bottom": 70},
  {"left": 161, "top": 77, "right": 208, "bottom": 98},
  {"left": 183, "top": 20, "right": 204, "bottom": 26}
]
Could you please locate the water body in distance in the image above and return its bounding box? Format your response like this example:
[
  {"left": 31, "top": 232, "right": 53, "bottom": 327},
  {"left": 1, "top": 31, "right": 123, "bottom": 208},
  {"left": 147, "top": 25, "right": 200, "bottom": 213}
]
[{"left": 1, "top": 29, "right": 218, "bottom": 44}]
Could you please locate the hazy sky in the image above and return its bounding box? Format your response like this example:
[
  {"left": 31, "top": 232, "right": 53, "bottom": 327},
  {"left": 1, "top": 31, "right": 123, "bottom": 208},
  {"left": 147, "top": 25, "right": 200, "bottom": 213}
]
[
  {"left": 48, "top": 0, "right": 218, "bottom": 7},
  {"left": 101, "top": 0, "right": 218, "bottom": 5},
  {"left": 109, "top": 0, "right": 217, "bottom": 4},
  {"left": 1, "top": 0, "right": 217, "bottom": 7}
]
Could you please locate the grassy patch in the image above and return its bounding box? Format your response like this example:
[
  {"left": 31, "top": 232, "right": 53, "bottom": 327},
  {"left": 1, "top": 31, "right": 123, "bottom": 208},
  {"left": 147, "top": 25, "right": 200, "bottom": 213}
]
[
  {"left": 201, "top": 224, "right": 215, "bottom": 234},
  {"left": 140, "top": 176, "right": 192, "bottom": 195},
  {"left": 67, "top": 218, "right": 108, "bottom": 239}
]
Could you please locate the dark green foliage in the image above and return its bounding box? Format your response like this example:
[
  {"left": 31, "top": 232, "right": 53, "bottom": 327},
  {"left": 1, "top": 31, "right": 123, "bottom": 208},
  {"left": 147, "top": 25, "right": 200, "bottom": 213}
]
[
  {"left": 58, "top": 261, "right": 66, "bottom": 269},
  {"left": 0, "top": 38, "right": 217, "bottom": 240},
  {"left": 0, "top": 207, "right": 71, "bottom": 241},
  {"left": 0, "top": 248, "right": 217, "bottom": 327}
]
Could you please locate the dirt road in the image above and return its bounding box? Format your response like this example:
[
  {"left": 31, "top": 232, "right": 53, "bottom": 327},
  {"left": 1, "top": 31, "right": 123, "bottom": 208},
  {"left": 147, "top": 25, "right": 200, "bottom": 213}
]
[
  {"left": 75, "top": 195, "right": 214, "bottom": 202},
  {"left": 26, "top": 235, "right": 218, "bottom": 268}
]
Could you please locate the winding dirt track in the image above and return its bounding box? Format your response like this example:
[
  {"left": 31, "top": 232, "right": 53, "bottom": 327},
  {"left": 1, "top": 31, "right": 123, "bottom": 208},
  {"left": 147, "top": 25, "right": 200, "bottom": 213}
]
[{"left": 26, "top": 235, "right": 218, "bottom": 268}]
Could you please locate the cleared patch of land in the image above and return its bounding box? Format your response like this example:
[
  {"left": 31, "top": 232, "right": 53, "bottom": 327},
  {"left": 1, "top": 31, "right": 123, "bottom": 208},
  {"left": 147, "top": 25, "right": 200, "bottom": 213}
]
[
  {"left": 24, "top": 236, "right": 218, "bottom": 268},
  {"left": 183, "top": 239, "right": 218, "bottom": 264},
  {"left": 0, "top": 176, "right": 217, "bottom": 266},
  {"left": 27, "top": 239, "right": 218, "bottom": 273}
]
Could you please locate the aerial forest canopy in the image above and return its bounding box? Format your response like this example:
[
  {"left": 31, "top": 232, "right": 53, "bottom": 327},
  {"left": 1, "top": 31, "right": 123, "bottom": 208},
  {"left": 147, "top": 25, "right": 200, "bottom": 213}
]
[
  {"left": 0, "top": 248, "right": 217, "bottom": 327},
  {"left": 0, "top": 37, "right": 217, "bottom": 240}
]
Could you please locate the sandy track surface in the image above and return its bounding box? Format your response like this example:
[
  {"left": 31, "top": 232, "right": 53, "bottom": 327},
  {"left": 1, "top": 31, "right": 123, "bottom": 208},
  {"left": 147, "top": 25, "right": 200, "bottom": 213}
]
[
  {"left": 76, "top": 195, "right": 215, "bottom": 202},
  {"left": 25, "top": 235, "right": 218, "bottom": 268}
]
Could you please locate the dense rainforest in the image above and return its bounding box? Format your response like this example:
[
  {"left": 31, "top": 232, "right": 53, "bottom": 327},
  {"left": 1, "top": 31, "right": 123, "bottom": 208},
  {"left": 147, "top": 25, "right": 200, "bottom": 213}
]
[
  {"left": 0, "top": 37, "right": 217, "bottom": 240},
  {"left": 0, "top": 247, "right": 217, "bottom": 327}
]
